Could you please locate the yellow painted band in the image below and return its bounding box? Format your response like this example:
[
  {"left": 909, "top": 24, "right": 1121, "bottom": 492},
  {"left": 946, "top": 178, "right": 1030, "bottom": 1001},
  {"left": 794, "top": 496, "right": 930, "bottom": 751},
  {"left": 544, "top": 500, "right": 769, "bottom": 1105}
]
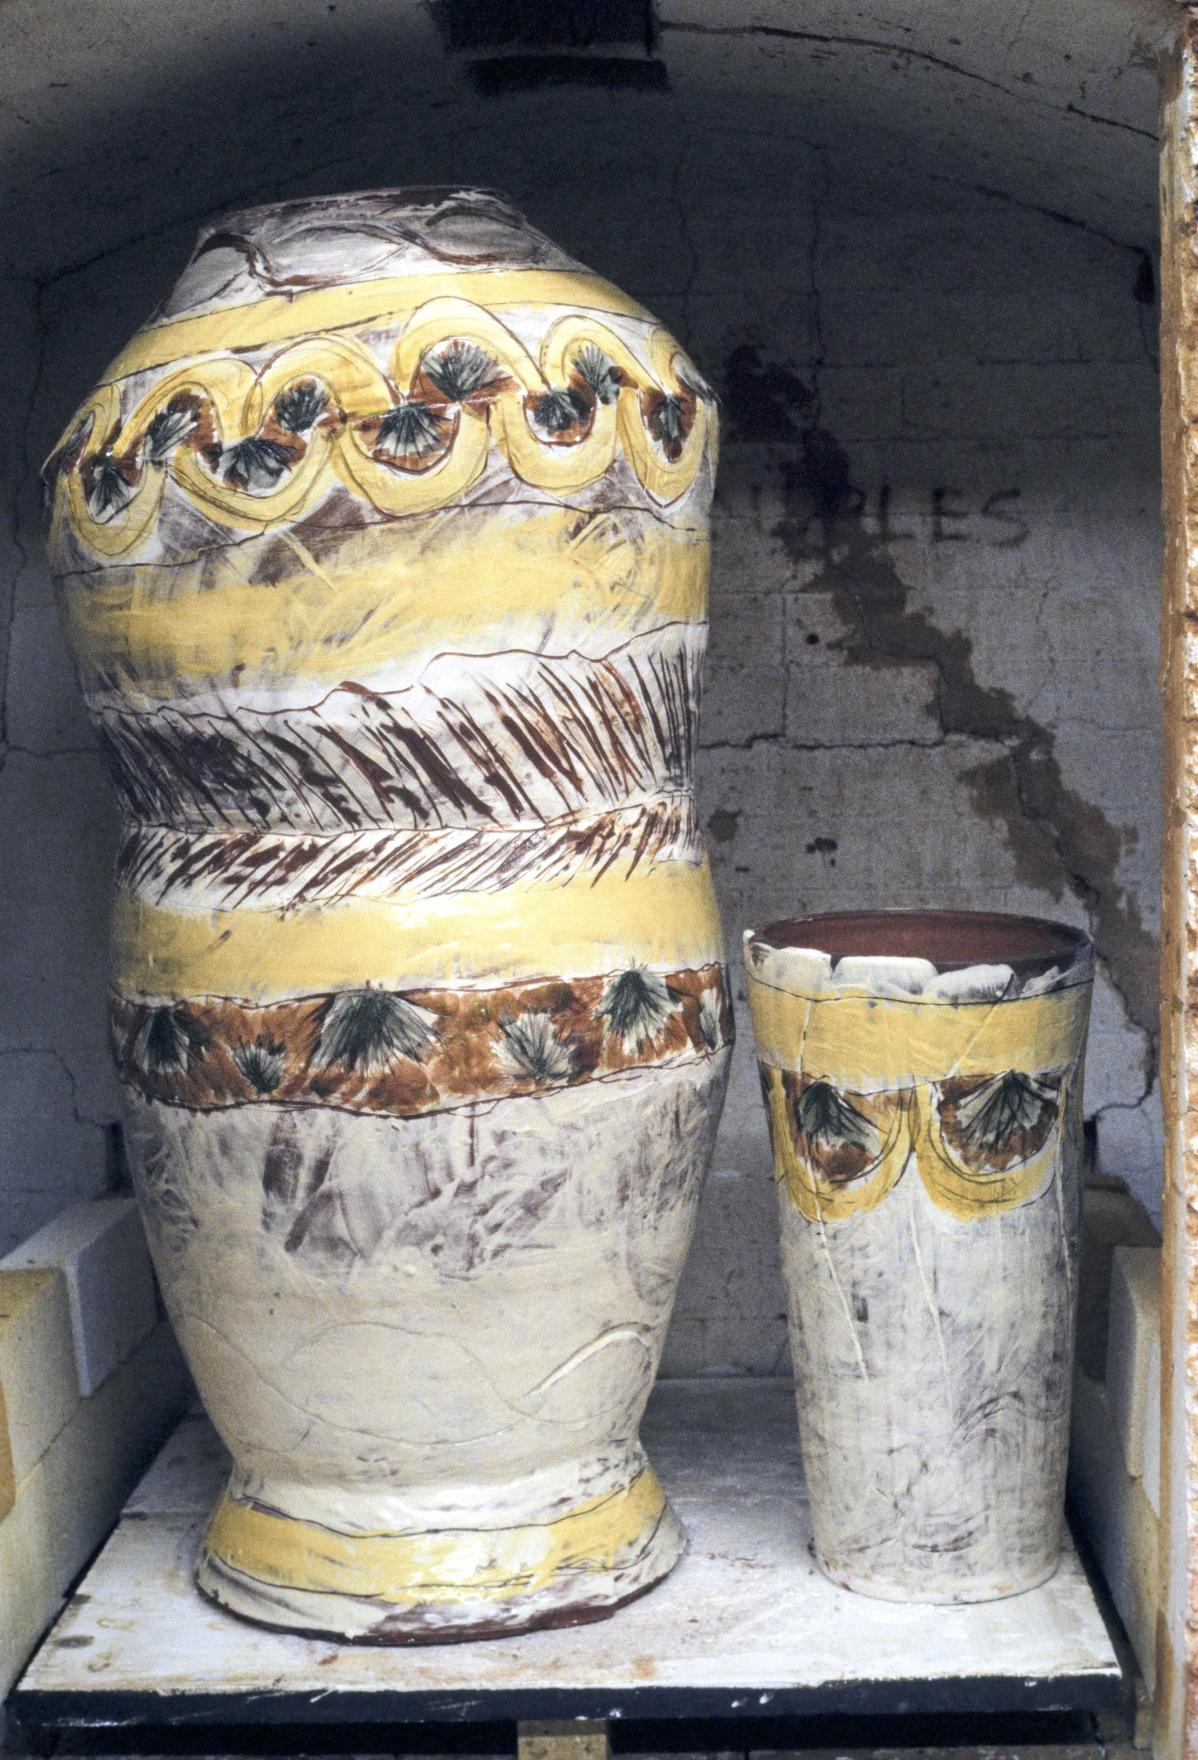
[
  {"left": 202, "top": 1467, "right": 665, "bottom": 1606},
  {"left": 100, "top": 270, "right": 655, "bottom": 385},
  {"left": 112, "top": 858, "right": 725, "bottom": 1001},
  {"left": 60, "top": 508, "right": 707, "bottom": 695},
  {"left": 746, "top": 977, "right": 1090, "bottom": 1091}
]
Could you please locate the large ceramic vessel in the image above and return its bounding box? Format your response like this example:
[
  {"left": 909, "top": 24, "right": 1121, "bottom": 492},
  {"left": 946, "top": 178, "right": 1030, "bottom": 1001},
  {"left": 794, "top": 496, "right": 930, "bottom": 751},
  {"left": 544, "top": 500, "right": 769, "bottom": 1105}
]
[
  {"left": 745, "top": 911, "right": 1092, "bottom": 1604},
  {"left": 44, "top": 188, "right": 731, "bottom": 1640}
]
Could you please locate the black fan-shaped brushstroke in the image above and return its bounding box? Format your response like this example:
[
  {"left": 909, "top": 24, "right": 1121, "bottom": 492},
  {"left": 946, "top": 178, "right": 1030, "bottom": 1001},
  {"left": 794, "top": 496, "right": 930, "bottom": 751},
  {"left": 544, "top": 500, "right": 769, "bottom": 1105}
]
[
  {"left": 796, "top": 1080, "right": 874, "bottom": 1150},
  {"left": 574, "top": 344, "right": 621, "bottom": 405},
  {"left": 423, "top": 340, "right": 503, "bottom": 402},
  {"left": 233, "top": 1038, "right": 287, "bottom": 1094},
  {"left": 374, "top": 400, "right": 447, "bottom": 458},
  {"left": 87, "top": 455, "right": 136, "bottom": 519},
  {"left": 313, "top": 989, "right": 436, "bottom": 1075},
  {"left": 222, "top": 435, "right": 294, "bottom": 490},
  {"left": 599, "top": 967, "right": 678, "bottom": 1051},
  {"left": 531, "top": 387, "right": 589, "bottom": 433},
  {"left": 650, "top": 393, "right": 686, "bottom": 448},
  {"left": 273, "top": 380, "right": 328, "bottom": 434},
  {"left": 135, "top": 1005, "right": 191, "bottom": 1075},
  {"left": 144, "top": 402, "right": 198, "bottom": 466},
  {"left": 954, "top": 1071, "right": 1057, "bottom": 1154},
  {"left": 500, "top": 1011, "right": 575, "bottom": 1083}
]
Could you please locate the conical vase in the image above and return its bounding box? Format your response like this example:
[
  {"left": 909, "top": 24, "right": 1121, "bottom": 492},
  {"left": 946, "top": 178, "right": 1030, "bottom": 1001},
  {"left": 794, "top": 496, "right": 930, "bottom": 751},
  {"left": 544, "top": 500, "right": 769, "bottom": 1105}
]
[{"left": 745, "top": 910, "right": 1091, "bottom": 1603}]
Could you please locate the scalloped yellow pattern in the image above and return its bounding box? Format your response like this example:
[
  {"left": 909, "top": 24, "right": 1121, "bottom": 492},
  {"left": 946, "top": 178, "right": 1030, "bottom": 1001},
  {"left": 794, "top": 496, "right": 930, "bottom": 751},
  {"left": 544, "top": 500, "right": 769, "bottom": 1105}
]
[{"left": 48, "top": 300, "right": 716, "bottom": 562}]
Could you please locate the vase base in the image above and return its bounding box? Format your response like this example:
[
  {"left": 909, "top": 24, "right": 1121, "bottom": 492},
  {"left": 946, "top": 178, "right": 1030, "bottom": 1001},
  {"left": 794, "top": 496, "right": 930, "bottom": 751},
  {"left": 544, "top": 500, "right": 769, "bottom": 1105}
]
[
  {"left": 816, "top": 1551, "right": 1061, "bottom": 1605},
  {"left": 194, "top": 1460, "right": 686, "bottom": 1642}
]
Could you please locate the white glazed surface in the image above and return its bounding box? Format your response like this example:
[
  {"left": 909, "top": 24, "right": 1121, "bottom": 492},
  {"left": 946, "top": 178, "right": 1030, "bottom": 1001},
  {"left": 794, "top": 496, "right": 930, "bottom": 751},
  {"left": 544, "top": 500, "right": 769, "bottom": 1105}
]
[
  {"left": 746, "top": 927, "right": 1092, "bottom": 1602},
  {"left": 49, "top": 189, "right": 730, "bottom": 1637}
]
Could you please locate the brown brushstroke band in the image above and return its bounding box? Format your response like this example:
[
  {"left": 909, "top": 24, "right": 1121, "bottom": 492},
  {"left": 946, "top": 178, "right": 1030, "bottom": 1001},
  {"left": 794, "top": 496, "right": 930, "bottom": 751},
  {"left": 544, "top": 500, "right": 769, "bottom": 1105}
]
[{"left": 111, "top": 961, "right": 732, "bottom": 1118}]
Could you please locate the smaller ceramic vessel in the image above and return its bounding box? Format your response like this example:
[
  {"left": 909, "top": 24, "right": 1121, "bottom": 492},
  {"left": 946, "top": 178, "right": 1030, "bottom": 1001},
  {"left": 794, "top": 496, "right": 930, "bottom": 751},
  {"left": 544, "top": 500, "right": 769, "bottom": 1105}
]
[{"left": 744, "top": 910, "right": 1093, "bottom": 1604}]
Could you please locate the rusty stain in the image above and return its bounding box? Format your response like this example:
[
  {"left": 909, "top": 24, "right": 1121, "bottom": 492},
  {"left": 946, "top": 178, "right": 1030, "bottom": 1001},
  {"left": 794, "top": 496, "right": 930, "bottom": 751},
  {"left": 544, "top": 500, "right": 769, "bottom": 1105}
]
[
  {"left": 1158, "top": 28, "right": 1198, "bottom": 1755},
  {"left": 745, "top": 404, "right": 1160, "bottom": 1078},
  {"left": 706, "top": 806, "right": 740, "bottom": 843},
  {"left": 721, "top": 345, "right": 815, "bottom": 442}
]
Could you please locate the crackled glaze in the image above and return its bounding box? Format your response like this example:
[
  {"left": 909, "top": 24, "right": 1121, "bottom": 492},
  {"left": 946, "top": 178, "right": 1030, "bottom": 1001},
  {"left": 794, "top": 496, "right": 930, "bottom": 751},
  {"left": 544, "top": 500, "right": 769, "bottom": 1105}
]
[
  {"left": 745, "top": 912, "right": 1092, "bottom": 1605},
  {"left": 46, "top": 188, "right": 730, "bottom": 1640}
]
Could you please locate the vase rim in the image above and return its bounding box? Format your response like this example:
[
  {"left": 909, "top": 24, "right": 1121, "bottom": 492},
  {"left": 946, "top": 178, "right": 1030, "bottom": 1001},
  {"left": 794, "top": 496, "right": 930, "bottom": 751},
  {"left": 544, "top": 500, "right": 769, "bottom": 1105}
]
[
  {"left": 157, "top": 185, "right": 581, "bottom": 325},
  {"left": 747, "top": 908, "right": 1092, "bottom": 974},
  {"left": 204, "top": 185, "right": 523, "bottom": 233}
]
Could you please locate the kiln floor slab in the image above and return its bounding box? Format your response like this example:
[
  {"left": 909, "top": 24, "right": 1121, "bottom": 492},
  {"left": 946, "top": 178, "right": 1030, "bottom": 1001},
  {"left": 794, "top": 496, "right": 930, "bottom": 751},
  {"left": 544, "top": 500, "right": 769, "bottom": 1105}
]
[{"left": 14, "top": 1379, "right": 1124, "bottom": 1731}]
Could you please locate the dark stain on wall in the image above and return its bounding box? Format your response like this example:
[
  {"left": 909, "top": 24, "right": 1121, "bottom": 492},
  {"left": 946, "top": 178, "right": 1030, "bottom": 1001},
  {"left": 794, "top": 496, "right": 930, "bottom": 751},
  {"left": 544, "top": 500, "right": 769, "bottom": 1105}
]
[
  {"left": 721, "top": 345, "right": 816, "bottom": 443},
  {"left": 707, "top": 806, "right": 741, "bottom": 844},
  {"left": 806, "top": 836, "right": 839, "bottom": 863},
  {"left": 721, "top": 347, "right": 1157, "bottom": 1075}
]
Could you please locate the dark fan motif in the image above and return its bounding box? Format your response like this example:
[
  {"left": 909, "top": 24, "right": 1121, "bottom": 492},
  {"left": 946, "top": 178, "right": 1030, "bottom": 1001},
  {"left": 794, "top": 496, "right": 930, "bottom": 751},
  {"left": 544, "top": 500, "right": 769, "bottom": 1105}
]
[
  {"left": 43, "top": 420, "right": 92, "bottom": 514},
  {"left": 134, "top": 1005, "right": 192, "bottom": 1076},
  {"left": 795, "top": 1080, "right": 876, "bottom": 1151},
  {"left": 221, "top": 436, "right": 294, "bottom": 490},
  {"left": 499, "top": 1011, "right": 575, "bottom": 1084},
  {"left": 423, "top": 340, "right": 503, "bottom": 403},
  {"left": 47, "top": 419, "right": 91, "bottom": 479},
  {"left": 531, "top": 387, "right": 588, "bottom": 434},
  {"left": 952, "top": 1071, "right": 1059, "bottom": 1156},
  {"left": 233, "top": 1037, "right": 287, "bottom": 1095},
  {"left": 649, "top": 393, "right": 686, "bottom": 451},
  {"left": 273, "top": 380, "right": 328, "bottom": 434},
  {"left": 679, "top": 370, "right": 716, "bottom": 406},
  {"left": 697, "top": 987, "right": 722, "bottom": 1051},
  {"left": 143, "top": 401, "right": 198, "bottom": 466},
  {"left": 374, "top": 400, "right": 447, "bottom": 458},
  {"left": 314, "top": 989, "right": 437, "bottom": 1076},
  {"left": 86, "top": 454, "right": 137, "bottom": 520},
  {"left": 573, "top": 344, "right": 621, "bottom": 405},
  {"left": 599, "top": 967, "right": 679, "bottom": 1053}
]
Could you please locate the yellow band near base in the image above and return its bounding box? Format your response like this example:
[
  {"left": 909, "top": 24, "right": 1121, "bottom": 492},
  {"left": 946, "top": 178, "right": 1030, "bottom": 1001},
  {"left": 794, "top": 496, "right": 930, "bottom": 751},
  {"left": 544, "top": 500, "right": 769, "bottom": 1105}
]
[{"left": 202, "top": 1467, "right": 665, "bottom": 1607}]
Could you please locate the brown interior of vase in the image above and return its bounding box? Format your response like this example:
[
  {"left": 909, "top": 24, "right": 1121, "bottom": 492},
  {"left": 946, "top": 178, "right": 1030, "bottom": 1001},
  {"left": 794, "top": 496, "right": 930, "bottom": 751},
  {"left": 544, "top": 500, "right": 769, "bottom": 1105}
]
[{"left": 751, "top": 909, "right": 1090, "bottom": 972}]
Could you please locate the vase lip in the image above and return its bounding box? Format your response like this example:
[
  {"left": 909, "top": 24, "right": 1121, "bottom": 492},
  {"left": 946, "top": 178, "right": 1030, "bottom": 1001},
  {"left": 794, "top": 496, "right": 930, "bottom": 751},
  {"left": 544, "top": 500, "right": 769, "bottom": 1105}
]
[
  {"left": 155, "top": 184, "right": 585, "bottom": 323},
  {"left": 746, "top": 908, "right": 1092, "bottom": 976},
  {"left": 203, "top": 184, "right": 524, "bottom": 235}
]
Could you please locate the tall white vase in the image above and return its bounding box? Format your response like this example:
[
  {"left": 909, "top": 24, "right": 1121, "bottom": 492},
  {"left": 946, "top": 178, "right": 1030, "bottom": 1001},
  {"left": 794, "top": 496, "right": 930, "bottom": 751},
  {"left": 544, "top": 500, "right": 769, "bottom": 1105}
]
[{"left": 44, "top": 188, "right": 731, "bottom": 1640}]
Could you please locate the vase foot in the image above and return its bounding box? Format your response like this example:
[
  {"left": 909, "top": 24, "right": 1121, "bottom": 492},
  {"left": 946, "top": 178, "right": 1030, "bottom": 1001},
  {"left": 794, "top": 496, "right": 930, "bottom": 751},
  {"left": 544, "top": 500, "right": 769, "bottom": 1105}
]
[
  {"left": 194, "top": 1459, "right": 685, "bottom": 1642},
  {"left": 815, "top": 1551, "right": 1062, "bottom": 1605}
]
